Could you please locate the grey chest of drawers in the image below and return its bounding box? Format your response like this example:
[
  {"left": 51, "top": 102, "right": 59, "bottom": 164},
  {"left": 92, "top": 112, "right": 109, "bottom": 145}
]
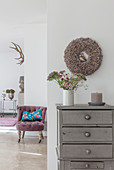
[{"left": 56, "top": 104, "right": 114, "bottom": 170}]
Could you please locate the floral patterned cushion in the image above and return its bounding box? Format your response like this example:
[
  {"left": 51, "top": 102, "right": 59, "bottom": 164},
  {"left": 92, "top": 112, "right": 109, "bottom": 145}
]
[
  {"left": 21, "top": 111, "right": 33, "bottom": 121},
  {"left": 21, "top": 110, "right": 42, "bottom": 121},
  {"left": 32, "top": 110, "right": 42, "bottom": 120}
]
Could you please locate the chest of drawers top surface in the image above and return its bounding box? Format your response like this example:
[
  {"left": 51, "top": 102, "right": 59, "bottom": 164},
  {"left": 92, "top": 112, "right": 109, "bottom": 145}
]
[{"left": 57, "top": 104, "right": 114, "bottom": 110}]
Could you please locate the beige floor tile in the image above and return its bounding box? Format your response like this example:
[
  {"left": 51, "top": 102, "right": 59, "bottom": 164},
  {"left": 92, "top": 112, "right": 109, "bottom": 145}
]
[{"left": 0, "top": 128, "right": 47, "bottom": 170}]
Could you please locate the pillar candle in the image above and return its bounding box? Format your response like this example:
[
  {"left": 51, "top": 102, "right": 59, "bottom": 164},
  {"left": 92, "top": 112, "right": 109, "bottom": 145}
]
[{"left": 91, "top": 92, "right": 102, "bottom": 104}]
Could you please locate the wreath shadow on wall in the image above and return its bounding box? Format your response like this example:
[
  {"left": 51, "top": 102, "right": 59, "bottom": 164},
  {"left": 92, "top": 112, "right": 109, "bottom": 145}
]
[{"left": 64, "top": 38, "right": 103, "bottom": 76}]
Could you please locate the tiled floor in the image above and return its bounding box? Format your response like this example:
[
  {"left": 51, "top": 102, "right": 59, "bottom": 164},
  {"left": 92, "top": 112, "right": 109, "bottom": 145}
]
[{"left": 0, "top": 126, "right": 47, "bottom": 170}]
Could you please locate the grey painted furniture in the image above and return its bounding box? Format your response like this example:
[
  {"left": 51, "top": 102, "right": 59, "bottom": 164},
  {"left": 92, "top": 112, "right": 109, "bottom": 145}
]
[{"left": 56, "top": 104, "right": 114, "bottom": 170}]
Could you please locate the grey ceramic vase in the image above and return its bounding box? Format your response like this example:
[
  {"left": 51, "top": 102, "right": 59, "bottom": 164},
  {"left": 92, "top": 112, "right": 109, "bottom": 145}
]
[{"left": 8, "top": 93, "right": 14, "bottom": 100}]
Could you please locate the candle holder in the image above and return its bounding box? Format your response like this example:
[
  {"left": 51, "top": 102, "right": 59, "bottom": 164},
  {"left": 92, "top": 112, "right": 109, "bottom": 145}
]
[
  {"left": 88, "top": 102, "right": 105, "bottom": 106},
  {"left": 88, "top": 92, "right": 105, "bottom": 106}
]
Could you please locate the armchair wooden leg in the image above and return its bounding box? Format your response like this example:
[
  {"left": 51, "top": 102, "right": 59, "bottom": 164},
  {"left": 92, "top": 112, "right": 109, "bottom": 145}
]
[
  {"left": 22, "top": 131, "right": 25, "bottom": 139},
  {"left": 39, "top": 131, "right": 43, "bottom": 143},
  {"left": 18, "top": 131, "right": 21, "bottom": 143},
  {"left": 41, "top": 132, "right": 44, "bottom": 139}
]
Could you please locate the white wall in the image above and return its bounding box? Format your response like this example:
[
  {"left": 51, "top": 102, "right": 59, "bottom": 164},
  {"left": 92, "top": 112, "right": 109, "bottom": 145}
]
[
  {"left": 0, "top": 37, "right": 24, "bottom": 107},
  {"left": 0, "top": 0, "right": 46, "bottom": 25},
  {"left": 47, "top": 0, "right": 114, "bottom": 169},
  {"left": 24, "top": 23, "right": 47, "bottom": 106}
]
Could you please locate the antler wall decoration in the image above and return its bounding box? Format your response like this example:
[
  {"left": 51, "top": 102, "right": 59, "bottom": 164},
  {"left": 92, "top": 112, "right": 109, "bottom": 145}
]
[{"left": 10, "top": 42, "right": 24, "bottom": 65}]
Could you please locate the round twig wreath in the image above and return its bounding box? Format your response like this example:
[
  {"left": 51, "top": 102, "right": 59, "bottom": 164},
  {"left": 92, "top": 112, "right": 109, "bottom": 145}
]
[{"left": 64, "top": 38, "right": 103, "bottom": 76}]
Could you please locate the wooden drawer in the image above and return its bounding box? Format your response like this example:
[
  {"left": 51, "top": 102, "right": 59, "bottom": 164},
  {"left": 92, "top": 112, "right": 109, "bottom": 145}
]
[
  {"left": 62, "top": 110, "right": 112, "bottom": 125},
  {"left": 58, "top": 160, "right": 113, "bottom": 170},
  {"left": 70, "top": 161, "right": 104, "bottom": 169},
  {"left": 62, "top": 145, "right": 112, "bottom": 158},
  {"left": 62, "top": 127, "right": 112, "bottom": 142}
]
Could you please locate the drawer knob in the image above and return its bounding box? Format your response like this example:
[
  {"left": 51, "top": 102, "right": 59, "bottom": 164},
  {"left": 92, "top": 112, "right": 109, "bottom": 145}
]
[
  {"left": 85, "top": 114, "right": 91, "bottom": 120},
  {"left": 85, "top": 132, "right": 91, "bottom": 137},
  {"left": 85, "top": 164, "right": 89, "bottom": 168},
  {"left": 85, "top": 149, "right": 91, "bottom": 154}
]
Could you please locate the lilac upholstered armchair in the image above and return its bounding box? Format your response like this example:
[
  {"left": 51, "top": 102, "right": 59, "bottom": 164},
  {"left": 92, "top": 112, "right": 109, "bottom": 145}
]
[{"left": 16, "top": 106, "right": 47, "bottom": 143}]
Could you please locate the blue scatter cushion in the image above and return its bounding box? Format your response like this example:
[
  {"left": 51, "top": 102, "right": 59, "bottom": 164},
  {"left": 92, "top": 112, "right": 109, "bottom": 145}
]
[
  {"left": 32, "top": 110, "right": 43, "bottom": 121},
  {"left": 21, "top": 110, "right": 42, "bottom": 121},
  {"left": 21, "top": 111, "right": 33, "bottom": 121}
]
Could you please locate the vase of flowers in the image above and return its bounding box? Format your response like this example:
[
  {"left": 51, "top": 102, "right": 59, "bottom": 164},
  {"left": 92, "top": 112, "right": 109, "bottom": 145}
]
[
  {"left": 47, "top": 70, "right": 87, "bottom": 105},
  {"left": 6, "top": 89, "right": 15, "bottom": 100},
  {"left": 63, "top": 90, "right": 74, "bottom": 105}
]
